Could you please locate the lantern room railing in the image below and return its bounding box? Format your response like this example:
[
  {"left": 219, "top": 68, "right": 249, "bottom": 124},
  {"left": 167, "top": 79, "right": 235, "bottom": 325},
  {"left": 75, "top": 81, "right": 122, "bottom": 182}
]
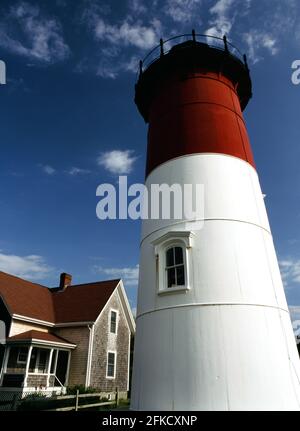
[{"left": 137, "top": 31, "right": 249, "bottom": 80}]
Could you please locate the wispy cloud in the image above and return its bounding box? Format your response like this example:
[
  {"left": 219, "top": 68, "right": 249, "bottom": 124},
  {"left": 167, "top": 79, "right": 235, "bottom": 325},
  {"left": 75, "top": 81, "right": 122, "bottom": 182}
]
[
  {"left": 39, "top": 164, "right": 56, "bottom": 175},
  {"left": 96, "top": 52, "right": 140, "bottom": 79},
  {"left": 243, "top": 32, "right": 278, "bottom": 64},
  {"left": 94, "top": 264, "right": 139, "bottom": 286},
  {"left": 66, "top": 167, "right": 91, "bottom": 176},
  {"left": 206, "top": 0, "right": 236, "bottom": 37},
  {"left": 164, "top": 0, "right": 202, "bottom": 23},
  {"left": 128, "top": 0, "right": 148, "bottom": 16},
  {"left": 97, "top": 150, "right": 137, "bottom": 175},
  {"left": 0, "top": 1, "right": 70, "bottom": 63},
  {"left": 0, "top": 251, "right": 53, "bottom": 281},
  {"left": 279, "top": 258, "right": 300, "bottom": 289},
  {"left": 92, "top": 17, "right": 160, "bottom": 50},
  {"left": 82, "top": 3, "right": 161, "bottom": 78}
]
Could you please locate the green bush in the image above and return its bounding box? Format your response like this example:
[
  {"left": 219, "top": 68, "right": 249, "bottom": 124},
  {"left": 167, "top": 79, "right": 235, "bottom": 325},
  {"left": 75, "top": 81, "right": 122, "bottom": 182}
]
[{"left": 66, "top": 385, "right": 98, "bottom": 395}]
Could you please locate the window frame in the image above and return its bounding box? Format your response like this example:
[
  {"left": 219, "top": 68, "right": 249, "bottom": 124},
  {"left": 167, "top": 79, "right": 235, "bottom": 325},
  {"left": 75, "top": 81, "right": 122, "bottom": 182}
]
[
  {"left": 152, "top": 231, "right": 194, "bottom": 295},
  {"left": 106, "top": 351, "right": 117, "bottom": 379},
  {"left": 109, "top": 309, "right": 118, "bottom": 335},
  {"left": 16, "top": 347, "right": 28, "bottom": 364}
]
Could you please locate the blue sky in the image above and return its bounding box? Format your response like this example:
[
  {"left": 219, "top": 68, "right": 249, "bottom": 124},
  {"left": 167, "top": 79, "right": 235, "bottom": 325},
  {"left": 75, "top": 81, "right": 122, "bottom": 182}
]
[{"left": 0, "top": 0, "right": 300, "bottom": 317}]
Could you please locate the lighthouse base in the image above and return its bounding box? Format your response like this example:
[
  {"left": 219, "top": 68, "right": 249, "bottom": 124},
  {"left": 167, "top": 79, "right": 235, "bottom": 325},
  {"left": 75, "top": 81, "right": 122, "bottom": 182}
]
[{"left": 131, "top": 304, "right": 300, "bottom": 411}]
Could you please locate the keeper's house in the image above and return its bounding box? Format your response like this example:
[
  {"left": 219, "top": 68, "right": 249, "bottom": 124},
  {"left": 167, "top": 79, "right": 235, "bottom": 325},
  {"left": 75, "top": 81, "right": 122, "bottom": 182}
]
[{"left": 0, "top": 272, "right": 135, "bottom": 396}]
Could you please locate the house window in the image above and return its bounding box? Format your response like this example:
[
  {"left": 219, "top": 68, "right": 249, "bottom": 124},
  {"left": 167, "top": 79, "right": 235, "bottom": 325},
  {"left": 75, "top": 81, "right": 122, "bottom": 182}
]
[
  {"left": 106, "top": 352, "right": 116, "bottom": 378},
  {"left": 165, "top": 246, "right": 185, "bottom": 288},
  {"left": 152, "top": 231, "right": 194, "bottom": 294},
  {"left": 110, "top": 310, "right": 117, "bottom": 334},
  {"left": 17, "top": 347, "right": 28, "bottom": 364}
]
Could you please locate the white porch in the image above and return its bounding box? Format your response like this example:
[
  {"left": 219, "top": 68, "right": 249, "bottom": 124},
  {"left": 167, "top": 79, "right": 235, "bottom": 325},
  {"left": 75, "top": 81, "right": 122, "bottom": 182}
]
[{"left": 0, "top": 334, "right": 76, "bottom": 393}]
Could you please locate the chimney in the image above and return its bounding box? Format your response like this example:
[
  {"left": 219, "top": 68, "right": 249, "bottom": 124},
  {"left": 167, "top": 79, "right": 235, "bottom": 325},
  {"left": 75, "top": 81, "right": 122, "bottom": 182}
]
[{"left": 59, "top": 273, "right": 72, "bottom": 290}]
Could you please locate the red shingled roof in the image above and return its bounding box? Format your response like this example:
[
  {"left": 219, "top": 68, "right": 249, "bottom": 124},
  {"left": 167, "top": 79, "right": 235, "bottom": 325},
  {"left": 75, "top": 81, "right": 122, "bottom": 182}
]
[
  {"left": 0, "top": 272, "right": 55, "bottom": 322},
  {"left": 0, "top": 271, "right": 120, "bottom": 324},
  {"left": 7, "top": 330, "right": 75, "bottom": 346},
  {"left": 52, "top": 280, "right": 121, "bottom": 323}
]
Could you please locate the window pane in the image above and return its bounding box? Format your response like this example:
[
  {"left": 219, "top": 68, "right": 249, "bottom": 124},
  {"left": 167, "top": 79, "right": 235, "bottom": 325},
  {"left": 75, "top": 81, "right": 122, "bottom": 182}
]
[
  {"left": 107, "top": 352, "right": 115, "bottom": 377},
  {"left": 17, "top": 347, "right": 28, "bottom": 363},
  {"left": 176, "top": 265, "right": 185, "bottom": 286},
  {"left": 110, "top": 311, "right": 117, "bottom": 333},
  {"left": 167, "top": 267, "right": 176, "bottom": 288},
  {"left": 7, "top": 347, "right": 27, "bottom": 371},
  {"left": 175, "top": 247, "right": 183, "bottom": 264},
  {"left": 108, "top": 365, "right": 114, "bottom": 377},
  {"left": 108, "top": 352, "right": 115, "bottom": 365},
  {"left": 166, "top": 248, "right": 174, "bottom": 267}
]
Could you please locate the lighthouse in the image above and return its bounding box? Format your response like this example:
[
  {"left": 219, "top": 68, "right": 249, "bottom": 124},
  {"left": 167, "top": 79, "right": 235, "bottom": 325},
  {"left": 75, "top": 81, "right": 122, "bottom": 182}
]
[{"left": 130, "top": 33, "right": 300, "bottom": 410}]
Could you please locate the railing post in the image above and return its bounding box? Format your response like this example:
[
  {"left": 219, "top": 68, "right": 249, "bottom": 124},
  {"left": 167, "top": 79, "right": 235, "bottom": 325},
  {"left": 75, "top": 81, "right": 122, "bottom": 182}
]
[
  {"left": 192, "top": 29, "right": 196, "bottom": 42},
  {"left": 223, "top": 35, "right": 229, "bottom": 53},
  {"left": 75, "top": 389, "right": 79, "bottom": 411},
  {"left": 243, "top": 54, "right": 249, "bottom": 71},
  {"left": 160, "top": 38, "right": 164, "bottom": 57}
]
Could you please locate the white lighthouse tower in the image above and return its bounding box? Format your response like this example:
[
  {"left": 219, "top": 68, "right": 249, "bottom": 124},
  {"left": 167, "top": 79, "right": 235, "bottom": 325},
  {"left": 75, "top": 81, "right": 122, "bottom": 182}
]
[{"left": 130, "top": 33, "right": 300, "bottom": 410}]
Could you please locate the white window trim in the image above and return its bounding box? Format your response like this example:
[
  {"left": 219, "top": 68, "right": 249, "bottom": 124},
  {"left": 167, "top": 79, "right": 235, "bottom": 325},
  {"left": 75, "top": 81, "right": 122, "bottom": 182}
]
[
  {"left": 109, "top": 309, "right": 118, "bottom": 335},
  {"left": 152, "top": 231, "right": 194, "bottom": 295},
  {"left": 106, "top": 350, "right": 117, "bottom": 379}
]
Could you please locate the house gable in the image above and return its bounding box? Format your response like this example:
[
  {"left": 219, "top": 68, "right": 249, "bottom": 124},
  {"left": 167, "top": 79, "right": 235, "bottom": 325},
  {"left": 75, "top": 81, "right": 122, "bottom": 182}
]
[{"left": 89, "top": 286, "right": 131, "bottom": 392}]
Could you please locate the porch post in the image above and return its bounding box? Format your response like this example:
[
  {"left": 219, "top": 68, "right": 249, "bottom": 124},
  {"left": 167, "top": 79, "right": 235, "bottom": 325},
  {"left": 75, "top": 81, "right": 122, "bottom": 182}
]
[
  {"left": 65, "top": 351, "right": 71, "bottom": 388},
  {"left": 0, "top": 345, "right": 10, "bottom": 386},
  {"left": 23, "top": 345, "right": 33, "bottom": 388},
  {"left": 47, "top": 348, "right": 54, "bottom": 388}
]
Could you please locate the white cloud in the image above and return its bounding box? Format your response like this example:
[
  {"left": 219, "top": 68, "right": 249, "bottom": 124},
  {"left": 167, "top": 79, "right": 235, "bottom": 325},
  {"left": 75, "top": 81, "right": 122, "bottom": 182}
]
[
  {"left": 279, "top": 258, "right": 300, "bottom": 288},
  {"left": 82, "top": 3, "right": 162, "bottom": 78},
  {"left": 0, "top": 1, "right": 70, "bottom": 63},
  {"left": 67, "top": 167, "right": 91, "bottom": 176},
  {"left": 40, "top": 164, "right": 56, "bottom": 175},
  {"left": 206, "top": 0, "right": 236, "bottom": 37},
  {"left": 94, "top": 264, "right": 139, "bottom": 286},
  {"left": 94, "top": 18, "right": 159, "bottom": 50},
  {"left": 164, "top": 0, "right": 202, "bottom": 23},
  {"left": 97, "top": 150, "right": 137, "bottom": 174},
  {"left": 0, "top": 252, "right": 53, "bottom": 281},
  {"left": 123, "top": 55, "right": 140, "bottom": 73},
  {"left": 96, "top": 61, "right": 119, "bottom": 79},
  {"left": 210, "top": 0, "right": 235, "bottom": 16},
  {"left": 243, "top": 32, "right": 278, "bottom": 64}
]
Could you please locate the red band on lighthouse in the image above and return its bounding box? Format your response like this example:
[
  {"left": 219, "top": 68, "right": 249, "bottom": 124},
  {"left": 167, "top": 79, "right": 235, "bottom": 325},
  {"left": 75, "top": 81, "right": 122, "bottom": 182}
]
[{"left": 146, "top": 71, "right": 255, "bottom": 177}]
